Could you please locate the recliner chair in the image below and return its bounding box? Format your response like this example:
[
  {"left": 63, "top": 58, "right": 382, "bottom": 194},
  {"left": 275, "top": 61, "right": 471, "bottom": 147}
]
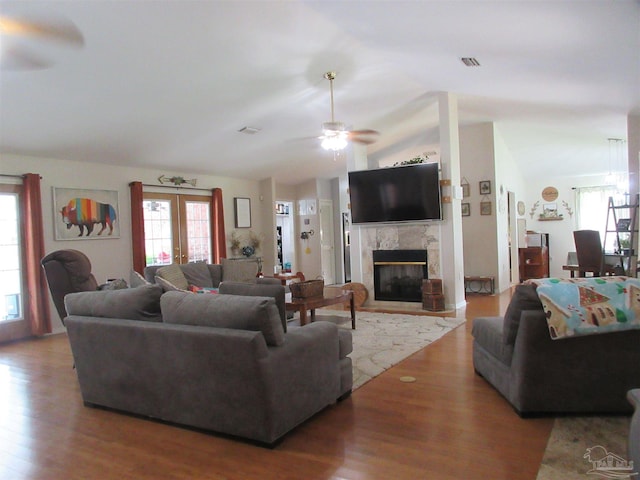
[{"left": 41, "top": 249, "right": 98, "bottom": 323}]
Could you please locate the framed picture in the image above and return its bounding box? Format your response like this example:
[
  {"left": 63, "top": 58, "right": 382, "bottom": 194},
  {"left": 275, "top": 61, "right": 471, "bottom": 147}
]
[
  {"left": 234, "top": 197, "right": 251, "bottom": 228},
  {"left": 617, "top": 218, "right": 631, "bottom": 231},
  {"left": 53, "top": 187, "right": 120, "bottom": 240},
  {"left": 461, "top": 178, "right": 470, "bottom": 198},
  {"left": 480, "top": 201, "right": 492, "bottom": 216},
  {"left": 461, "top": 203, "right": 470, "bottom": 217},
  {"left": 542, "top": 203, "right": 558, "bottom": 218},
  {"left": 479, "top": 180, "right": 492, "bottom": 195}
]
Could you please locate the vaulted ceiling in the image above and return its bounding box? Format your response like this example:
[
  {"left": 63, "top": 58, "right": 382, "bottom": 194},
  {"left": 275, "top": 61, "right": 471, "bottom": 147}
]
[{"left": 1, "top": 1, "right": 639, "bottom": 185}]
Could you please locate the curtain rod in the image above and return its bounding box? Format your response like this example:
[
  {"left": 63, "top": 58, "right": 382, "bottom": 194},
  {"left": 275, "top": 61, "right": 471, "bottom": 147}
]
[
  {"left": 140, "top": 183, "right": 214, "bottom": 193},
  {"left": 0, "top": 173, "right": 27, "bottom": 179}
]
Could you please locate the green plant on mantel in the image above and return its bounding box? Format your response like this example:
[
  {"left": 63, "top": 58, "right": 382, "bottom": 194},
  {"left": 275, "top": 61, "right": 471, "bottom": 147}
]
[{"left": 394, "top": 153, "right": 430, "bottom": 166}]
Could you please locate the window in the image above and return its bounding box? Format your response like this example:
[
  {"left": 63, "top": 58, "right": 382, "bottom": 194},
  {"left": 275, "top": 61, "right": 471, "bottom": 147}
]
[{"left": 575, "top": 185, "right": 626, "bottom": 251}]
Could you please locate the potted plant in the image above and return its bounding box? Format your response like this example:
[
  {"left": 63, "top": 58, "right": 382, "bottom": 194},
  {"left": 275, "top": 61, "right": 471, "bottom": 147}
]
[{"left": 618, "top": 236, "right": 633, "bottom": 255}]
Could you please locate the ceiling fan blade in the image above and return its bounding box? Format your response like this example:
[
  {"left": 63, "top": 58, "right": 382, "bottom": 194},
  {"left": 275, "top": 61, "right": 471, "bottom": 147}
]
[
  {"left": 0, "top": 15, "right": 84, "bottom": 46},
  {"left": 0, "top": 45, "right": 52, "bottom": 70},
  {"left": 349, "top": 129, "right": 380, "bottom": 145}
]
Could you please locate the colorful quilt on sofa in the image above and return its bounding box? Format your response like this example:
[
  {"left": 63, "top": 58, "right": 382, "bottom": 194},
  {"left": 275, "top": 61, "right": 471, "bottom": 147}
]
[{"left": 526, "top": 276, "right": 640, "bottom": 339}]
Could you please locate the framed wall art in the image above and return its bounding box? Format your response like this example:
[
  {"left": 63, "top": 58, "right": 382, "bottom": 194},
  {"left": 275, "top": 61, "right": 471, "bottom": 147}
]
[
  {"left": 480, "top": 201, "right": 492, "bottom": 216},
  {"left": 461, "top": 203, "right": 470, "bottom": 217},
  {"left": 461, "top": 177, "right": 470, "bottom": 198},
  {"left": 479, "top": 180, "right": 492, "bottom": 195},
  {"left": 234, "top": 197, "right": 252, "bottom": 228},
  {"left": 53, "top": 187, "right": 120, "bottom": 240}
]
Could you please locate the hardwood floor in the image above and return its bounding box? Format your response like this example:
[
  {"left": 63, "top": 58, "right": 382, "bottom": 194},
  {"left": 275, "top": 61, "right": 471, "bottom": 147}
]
[{"left": 0, "top": 290, "right": 553, "bottom": 480}]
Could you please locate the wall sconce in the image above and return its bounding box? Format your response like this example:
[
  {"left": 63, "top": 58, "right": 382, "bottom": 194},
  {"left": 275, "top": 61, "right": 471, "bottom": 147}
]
[{"left": 300, "top": 230, "right": 314, "bottom": 240}]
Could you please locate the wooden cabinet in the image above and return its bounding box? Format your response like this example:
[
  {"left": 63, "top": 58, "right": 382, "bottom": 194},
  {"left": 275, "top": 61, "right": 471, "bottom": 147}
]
[{"left": 519, "top": 233, "right": 549, "bottom": 282}]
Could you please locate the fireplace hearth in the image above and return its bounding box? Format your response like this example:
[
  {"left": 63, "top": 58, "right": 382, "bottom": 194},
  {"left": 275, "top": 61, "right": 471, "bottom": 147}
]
[{"left": 373, "top": 250, "right": 428, "bottom": 302}]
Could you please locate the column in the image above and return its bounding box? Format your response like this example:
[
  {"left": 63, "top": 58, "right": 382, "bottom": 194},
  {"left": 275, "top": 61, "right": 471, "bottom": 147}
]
[{"left": 438, "top": 92, "right": 466, "bottom": 309}]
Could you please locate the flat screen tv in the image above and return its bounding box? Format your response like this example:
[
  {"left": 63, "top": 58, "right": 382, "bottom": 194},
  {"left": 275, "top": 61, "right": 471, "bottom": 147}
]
[{"left": 348, "top": 163, "right": 442, "bottom": 224}]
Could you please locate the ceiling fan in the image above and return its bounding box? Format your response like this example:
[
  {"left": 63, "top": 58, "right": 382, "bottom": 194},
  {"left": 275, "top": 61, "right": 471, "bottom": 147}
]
[
  {"left": 318, "top": 71, "right": 379, "bottom": 151},
  {"left": 0, "top": 14, "right": 84, "bottom": 70}
]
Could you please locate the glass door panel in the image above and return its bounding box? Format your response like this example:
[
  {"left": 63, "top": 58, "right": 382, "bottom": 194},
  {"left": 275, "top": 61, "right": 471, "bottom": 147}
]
[
  {"left": 185, "top": 200, "right": 211, "bottom": 263},
  {"left": 0, "top": 191, "right": 22, "bottom": 322},
  {"left": 143, "top": 197, "right": 176, "bottom": 266}
]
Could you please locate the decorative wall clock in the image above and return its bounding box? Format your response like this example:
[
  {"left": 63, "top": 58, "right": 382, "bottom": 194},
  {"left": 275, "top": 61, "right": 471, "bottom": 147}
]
[{"left": 541, "top": 186, "right": 558, "bottom": 202}]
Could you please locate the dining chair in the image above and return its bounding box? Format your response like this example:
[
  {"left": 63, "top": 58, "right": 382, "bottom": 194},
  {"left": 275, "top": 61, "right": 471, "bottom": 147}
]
[{"left": 573, "top": 230, "right": 615, "bottom": 277}]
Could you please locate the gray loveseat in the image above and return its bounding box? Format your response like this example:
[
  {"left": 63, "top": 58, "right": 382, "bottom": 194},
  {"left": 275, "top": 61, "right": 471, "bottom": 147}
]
[
  {"left": 472, "top": 284, "right": 640, "bottom": 415},
  {"left": 64, "top": 285, "right": 352, "bottom": 445}
]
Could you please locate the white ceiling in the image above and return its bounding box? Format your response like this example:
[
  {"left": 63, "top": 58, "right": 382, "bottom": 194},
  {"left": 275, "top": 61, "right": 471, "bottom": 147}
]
[{"left": 1, "top": 0, "right": 639, "bottom": 185}]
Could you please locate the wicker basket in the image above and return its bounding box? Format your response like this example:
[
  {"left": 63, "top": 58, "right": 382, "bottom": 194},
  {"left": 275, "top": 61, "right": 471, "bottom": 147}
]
[{"left": 289, "top": 279, "right": 324, "bottom": 298}]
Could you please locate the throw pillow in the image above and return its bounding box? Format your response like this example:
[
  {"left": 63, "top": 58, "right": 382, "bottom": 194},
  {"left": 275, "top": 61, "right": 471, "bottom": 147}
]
[
  {"left": 155, "top": 276, "right": 189, "bottom": 293},
  {"left": 64, "top": 284, "right": 163, "bottom": 322},
  {"left": 130, "top": 270, "right": 151, "bottom": 288},
  {"left": 503, "top": 284, "right": 543, "bottom": 345},
  {"left": 221, "top": 258, "right": 259, "bottom": 283},
  {"left": 156, "top": 264, "right": 189, "bottom": 291},
  {"left": 180, "top": 262, "right": 214, "bottom": 288},
  {"left": 161, "top": 291, "right": 285, "bottom": 346},
  {"left": 97, "top": 278, "right": 128, "bottom": 290},
  {"left": 188, "top": 285, "right": 219, "bottom": 294}
]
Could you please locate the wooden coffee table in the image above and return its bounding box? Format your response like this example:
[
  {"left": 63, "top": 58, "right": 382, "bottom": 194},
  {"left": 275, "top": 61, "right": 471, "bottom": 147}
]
[{"left": 285, "top": 290, "right": 355, "bottom": 329}]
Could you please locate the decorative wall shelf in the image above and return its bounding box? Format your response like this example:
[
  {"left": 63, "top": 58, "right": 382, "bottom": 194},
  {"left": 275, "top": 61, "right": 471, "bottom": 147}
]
[{"left": 538, "top": 217, "right": 563, "bottom": 221}]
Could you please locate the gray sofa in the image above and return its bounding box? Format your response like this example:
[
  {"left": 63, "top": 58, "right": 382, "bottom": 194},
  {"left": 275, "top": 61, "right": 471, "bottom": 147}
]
[
  {"left": 629, "top": 389, "right": 640, "bottom": 471},
  {"left": 64, "top": 285, "right": 352, "bottom": 445},
  {"left": 472, "top": 284, "right": 640, "bottom": 415},
  {"left": 143, "top": 258, "right": 275, "bottom": 289}
]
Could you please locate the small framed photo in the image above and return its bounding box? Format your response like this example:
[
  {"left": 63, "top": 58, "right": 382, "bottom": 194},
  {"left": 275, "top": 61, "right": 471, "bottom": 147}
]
[
  {"left": 461, "top": 203, "right": 470, "bottom": 217},
  {"left": 479, "top": 180, "right": 491, "bottom": 195},
  {"left": 542, "top": 203, "right": 558, "bottom": 218},
  {"left": 461, "top": 178, "right": 470, "bottom": 198},
  {"left": 480, "top": 201, "right": 492, "bottom": 216},
  {"left": 617, "top": 218, "right": 631, "bottom": 231}
]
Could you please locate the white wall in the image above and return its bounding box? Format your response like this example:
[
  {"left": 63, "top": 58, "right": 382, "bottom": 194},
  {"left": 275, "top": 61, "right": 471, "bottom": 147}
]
[
  {"left": 460, "top": 123, "right": 500, "bottom": 283},
  {"left": 493, "top": 124, "right": 526, "bottom": 291},
  {"left": 2, "top": 153, "right": 264, "bottom": 334},
  {"left": 520, "top": 173, "right": 611, "bottom": 278}
]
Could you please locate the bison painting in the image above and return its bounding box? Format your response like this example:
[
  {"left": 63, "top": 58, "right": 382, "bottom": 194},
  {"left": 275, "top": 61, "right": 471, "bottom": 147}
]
[{"left": 60, "top": 198, "right": 117, "bottom": 236}]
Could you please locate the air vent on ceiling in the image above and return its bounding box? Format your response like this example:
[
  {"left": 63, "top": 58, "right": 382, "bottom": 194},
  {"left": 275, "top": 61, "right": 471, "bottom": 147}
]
[
  {"left": 461, "top": 57, "right": 481, "bottom": 67},
  {"left": 238, "top": 126, "right": 261, "bottom": 134}
]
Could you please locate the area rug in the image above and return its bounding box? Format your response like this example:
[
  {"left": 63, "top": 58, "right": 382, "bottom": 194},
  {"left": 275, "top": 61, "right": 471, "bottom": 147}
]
[
  {"left": 320, "top": 310, "right": 465, "bottom": 389},
  {"left": 536, "top": 416, "right": 635, "bottom": 479}
]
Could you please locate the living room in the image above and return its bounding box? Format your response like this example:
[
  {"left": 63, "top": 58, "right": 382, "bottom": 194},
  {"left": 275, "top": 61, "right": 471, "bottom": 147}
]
[{"left": 1, "top": 1, "right": 639, "bottom": 478}]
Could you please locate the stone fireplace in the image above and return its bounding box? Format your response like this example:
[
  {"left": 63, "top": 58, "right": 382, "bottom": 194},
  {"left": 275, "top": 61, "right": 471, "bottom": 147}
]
[
  {"left": 373, "top": 249, "right": 427, "bottom": 302},
  {"left": 356, "top": 224, "right": 441, "bottom": 306}
]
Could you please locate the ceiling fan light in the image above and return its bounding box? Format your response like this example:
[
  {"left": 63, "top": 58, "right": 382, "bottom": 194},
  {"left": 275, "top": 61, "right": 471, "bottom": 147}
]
[{"left": 321, "top": 135, "right": 348, "bottom": 151}]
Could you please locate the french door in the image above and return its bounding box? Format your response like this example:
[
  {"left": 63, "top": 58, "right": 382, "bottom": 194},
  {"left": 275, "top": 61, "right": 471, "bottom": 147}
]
[
  {"left": 0, "top": 184, "right": 29, "bottom": 342},
  {"left": 143, "top": 192, "right": 212, "bottom": 266}
]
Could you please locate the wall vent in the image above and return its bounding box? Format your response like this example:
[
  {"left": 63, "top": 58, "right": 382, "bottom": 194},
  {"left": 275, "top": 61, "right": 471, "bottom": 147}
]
[
  {"left": 238, "top": 126, "right": 261, "bottom": 134},
  {"left": 461, "top": 57, "right": 481, "bottom": 67}
]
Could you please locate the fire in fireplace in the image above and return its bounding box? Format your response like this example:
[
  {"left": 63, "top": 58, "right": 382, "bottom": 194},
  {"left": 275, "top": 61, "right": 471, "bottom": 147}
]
[{"left": 373, "top": 250, "right": 428, "bottom": 302}]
